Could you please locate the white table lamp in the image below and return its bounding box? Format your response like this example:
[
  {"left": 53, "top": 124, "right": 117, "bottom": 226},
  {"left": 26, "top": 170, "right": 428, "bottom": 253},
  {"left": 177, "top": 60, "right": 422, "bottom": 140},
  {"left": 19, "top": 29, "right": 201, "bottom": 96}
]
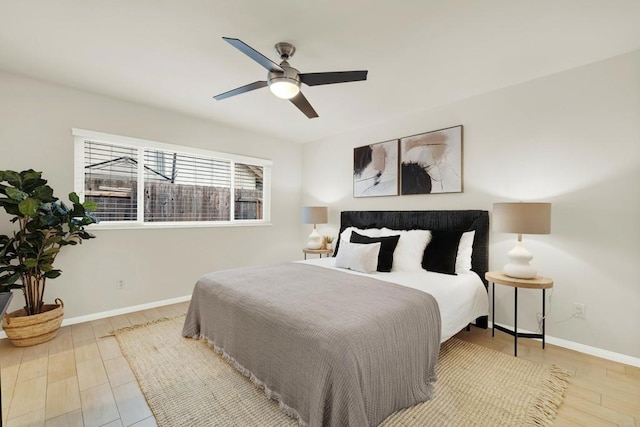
[
  {"left": 493, "top": 202, "right": 551, "bottom": 279},
  {"left": 302, "top": 206, "right": 328, "bottom": 249}
]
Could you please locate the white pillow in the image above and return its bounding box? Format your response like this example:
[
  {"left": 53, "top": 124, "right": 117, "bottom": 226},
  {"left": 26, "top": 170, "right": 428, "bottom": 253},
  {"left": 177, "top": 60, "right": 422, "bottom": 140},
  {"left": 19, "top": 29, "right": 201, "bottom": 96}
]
[
  {"left": 455, "top": 230, "right": 475, "bottom": 274},
  {"left": 336, "top": 227, "right": 381, "bottom": 254},
  {"left": 379, "top": 228, "right": 432, "bottom": 272},
  {"left": 334, "top": 241, "right": 381, "bottom": 274}
]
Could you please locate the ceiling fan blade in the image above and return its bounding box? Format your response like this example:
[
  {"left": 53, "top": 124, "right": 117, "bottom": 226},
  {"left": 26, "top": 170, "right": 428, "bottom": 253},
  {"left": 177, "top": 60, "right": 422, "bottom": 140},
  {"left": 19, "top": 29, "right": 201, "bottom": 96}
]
[
  {"left": 213, "top": 81, "right": 268, "bottom": 100},
  {"left": 299, "top": 70, "right": 368, "bottom": 86},
  {"left": 290, "top": 92, "right": 319, "bottom": 119},
  {"left": 223, "top": 37, "right": 284, "bottom": 74}
]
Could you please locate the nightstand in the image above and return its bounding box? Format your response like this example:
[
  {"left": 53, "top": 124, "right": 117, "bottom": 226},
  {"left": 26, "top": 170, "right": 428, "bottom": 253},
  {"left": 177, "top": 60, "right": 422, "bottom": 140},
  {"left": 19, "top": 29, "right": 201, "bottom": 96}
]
[
  {"left": 485, "top": 271, "right": 553, "bottom": 357},
  {"left": 302, "top": 248, "right": 333, "bottom": 260}
]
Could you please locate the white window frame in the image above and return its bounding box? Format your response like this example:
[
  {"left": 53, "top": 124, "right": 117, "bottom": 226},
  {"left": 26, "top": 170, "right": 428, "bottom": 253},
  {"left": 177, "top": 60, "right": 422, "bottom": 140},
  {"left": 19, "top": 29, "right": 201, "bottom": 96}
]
[{"left": 73, "top": 128, "right": 272, "bottom": 229}]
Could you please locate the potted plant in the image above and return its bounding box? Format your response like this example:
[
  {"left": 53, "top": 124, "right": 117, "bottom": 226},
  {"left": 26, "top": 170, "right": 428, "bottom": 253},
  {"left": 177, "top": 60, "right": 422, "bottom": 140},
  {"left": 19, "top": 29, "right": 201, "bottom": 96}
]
[
  {"left": 0, "top": 169, "right": 98, "bottom": 346},
  {"left": 326, "top": 236, "right": 334, "bottom": 251}
]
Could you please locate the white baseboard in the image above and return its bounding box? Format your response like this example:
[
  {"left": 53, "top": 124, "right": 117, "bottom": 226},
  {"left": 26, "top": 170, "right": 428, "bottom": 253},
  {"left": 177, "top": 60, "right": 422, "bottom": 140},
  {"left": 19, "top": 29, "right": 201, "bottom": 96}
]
[
  {"left": 2, "top": 301, "right": 638, "bottom": 368},
  {"left": 0, "top": 294, "right": 192, "bottom": 340},
  {"left": 545, "top": 335, "right": 640, "bottom": 368},
  {"left": 490, "top": 321, "right": 640, "bottom": 368}
]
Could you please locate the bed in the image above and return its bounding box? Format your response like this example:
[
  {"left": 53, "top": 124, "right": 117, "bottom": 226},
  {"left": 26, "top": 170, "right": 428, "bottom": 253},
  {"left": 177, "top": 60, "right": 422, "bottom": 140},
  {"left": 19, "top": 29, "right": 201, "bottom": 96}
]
[
  {"left": 335, "top": 210, "right": 489, "bottom": 329},
  {"left": 182, "top": 210, "right": 489, "bottom": 427}
]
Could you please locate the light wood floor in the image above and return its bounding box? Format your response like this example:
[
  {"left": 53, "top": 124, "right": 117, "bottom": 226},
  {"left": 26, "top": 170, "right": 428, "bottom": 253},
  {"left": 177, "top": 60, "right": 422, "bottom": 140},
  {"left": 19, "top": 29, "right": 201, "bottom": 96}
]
[{"left": 1, "top": 302, "right": 639, "bottom": 426}]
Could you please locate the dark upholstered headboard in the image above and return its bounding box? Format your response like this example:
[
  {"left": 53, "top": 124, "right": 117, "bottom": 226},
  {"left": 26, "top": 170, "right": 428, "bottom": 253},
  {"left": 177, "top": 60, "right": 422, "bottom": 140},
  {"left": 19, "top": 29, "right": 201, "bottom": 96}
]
[
  {"left": 337, "top": 210, "right": 489, "bottom": 329},
  {"left": 337, "top": 210, "right": 489, "bottom": 287}
]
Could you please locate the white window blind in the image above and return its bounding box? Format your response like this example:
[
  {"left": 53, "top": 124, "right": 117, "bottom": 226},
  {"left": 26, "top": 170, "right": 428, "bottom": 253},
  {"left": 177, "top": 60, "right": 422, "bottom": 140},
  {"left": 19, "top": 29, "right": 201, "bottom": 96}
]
[
  {"left": 73, "top": 129, "right": 272, "bottom": 228},
  {"left": 143, "top": 149, "right": 232, "bottom": 222},
  {"left": 234, "top": 163, "right": 264, "bottom": 220},
  {"left": 83, "top": 141, "right": 138, "bottom": 222}
]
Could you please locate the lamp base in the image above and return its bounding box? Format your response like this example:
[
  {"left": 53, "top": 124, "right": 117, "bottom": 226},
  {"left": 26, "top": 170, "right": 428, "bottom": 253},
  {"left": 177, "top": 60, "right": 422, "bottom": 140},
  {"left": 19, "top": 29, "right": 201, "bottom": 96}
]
[
  {"left": 504, "top": 241, "right": 537, "bottom": 279},
  {"left": 306, "top": 228, "right": 322, "bottom": 250}
]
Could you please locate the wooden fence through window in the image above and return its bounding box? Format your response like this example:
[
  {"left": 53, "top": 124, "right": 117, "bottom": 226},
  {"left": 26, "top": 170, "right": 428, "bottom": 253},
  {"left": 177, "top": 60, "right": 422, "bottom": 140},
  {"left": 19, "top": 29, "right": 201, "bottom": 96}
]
[{"left": 86, "top": 178, "right": 262, "bottom": 221}]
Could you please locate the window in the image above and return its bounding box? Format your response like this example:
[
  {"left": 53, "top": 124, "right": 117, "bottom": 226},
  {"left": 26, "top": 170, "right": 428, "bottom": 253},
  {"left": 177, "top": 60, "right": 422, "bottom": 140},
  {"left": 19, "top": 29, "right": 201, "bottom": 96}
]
[{"left": 73, "top": 129, "right": 271, "bottom": 228}]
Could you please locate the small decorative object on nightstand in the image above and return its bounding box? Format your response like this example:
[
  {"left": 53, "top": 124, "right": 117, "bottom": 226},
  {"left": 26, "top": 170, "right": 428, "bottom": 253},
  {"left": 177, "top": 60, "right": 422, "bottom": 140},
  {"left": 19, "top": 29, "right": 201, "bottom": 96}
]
[
  {"left": 325, "top": 236, "right": 334, "bottom": 251},
  {"left": 303, "top": 248, "right": 333, "bottom": 260},
  {"left": 486, "top": 271, "right": 553, "bottom": 357}
]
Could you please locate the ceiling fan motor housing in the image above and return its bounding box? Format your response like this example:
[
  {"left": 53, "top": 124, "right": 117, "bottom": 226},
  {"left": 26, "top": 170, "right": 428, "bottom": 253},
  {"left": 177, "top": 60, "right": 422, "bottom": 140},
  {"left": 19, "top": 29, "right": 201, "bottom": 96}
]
[
  {"left": 269, "top": 42, "right": 301, "bottom": 95},
  {"left": 268, "top": 61, "right": 301, "bottom": 98},
  {"left": 268, "top": 62, "right": 300, "bottom": 86}
]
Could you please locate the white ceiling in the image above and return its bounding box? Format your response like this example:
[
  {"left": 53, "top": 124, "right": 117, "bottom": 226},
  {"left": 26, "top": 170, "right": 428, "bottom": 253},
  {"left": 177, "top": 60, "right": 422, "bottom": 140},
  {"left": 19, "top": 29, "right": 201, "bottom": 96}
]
[{"left": 1, "top": 1, "right": 639, "bottom": 144}]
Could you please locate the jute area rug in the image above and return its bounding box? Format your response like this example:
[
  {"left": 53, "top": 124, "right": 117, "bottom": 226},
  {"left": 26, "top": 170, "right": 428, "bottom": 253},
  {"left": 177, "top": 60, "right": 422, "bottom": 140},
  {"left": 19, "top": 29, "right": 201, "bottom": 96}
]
[{"left": 113, "top": 316, "right": 570, "bottom": 427}]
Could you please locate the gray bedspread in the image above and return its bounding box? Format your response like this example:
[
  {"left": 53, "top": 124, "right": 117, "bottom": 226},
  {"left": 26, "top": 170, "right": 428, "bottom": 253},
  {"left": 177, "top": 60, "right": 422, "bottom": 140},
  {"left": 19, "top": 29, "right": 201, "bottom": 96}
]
[{"left": 182, "top": 262, "right": 441, "bottom": 427}]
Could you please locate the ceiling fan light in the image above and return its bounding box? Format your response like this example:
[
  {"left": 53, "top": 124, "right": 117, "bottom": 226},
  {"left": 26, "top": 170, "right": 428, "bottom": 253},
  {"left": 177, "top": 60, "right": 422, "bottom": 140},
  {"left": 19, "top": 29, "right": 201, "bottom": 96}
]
[{"left": 269, "top": 80, "right": 300, "bottom": 99}]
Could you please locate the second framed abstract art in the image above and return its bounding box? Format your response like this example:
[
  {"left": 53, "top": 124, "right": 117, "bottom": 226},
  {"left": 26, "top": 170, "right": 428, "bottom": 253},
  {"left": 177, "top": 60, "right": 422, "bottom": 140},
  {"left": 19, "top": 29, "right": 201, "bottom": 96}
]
[{"left": 400, "top": 125, "right": 462, "bottom": 195}]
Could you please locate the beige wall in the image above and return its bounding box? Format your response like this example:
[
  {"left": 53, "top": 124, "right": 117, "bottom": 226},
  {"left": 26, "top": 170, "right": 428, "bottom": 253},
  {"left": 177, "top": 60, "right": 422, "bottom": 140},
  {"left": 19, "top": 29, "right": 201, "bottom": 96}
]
[
  {"left": 0, "top": 71, "right": 303, "bottom": 318},
  {"left": 302, "top": 50, "right": 640, "bottom": 359},
  {"left": 2, "top": 50, "right": 638, "bottom": 359}
]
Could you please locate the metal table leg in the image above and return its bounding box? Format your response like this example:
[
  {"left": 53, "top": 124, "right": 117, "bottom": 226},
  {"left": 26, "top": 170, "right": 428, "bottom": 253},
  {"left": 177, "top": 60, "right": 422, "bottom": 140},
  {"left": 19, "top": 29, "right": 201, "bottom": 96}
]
[
  {"left": 514, "top": 287, "right": 518, "bottom": 357},
  {"left": 492, "top": 282, "right": 495, "bottom": 337},
  {"left": 542, "top": 288, "right": 546, "bottom": 349}
]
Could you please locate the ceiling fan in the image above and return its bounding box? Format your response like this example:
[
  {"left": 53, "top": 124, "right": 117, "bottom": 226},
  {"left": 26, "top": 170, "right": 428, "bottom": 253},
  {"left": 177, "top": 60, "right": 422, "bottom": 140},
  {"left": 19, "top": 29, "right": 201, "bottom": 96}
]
[{"left": 213, "top": 37, "right": 368, "bottom": 119}]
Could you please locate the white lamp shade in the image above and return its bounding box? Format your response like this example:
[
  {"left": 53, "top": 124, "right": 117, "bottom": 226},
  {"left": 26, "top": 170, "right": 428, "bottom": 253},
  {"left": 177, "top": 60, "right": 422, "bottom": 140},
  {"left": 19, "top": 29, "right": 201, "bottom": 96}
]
[
  {"left": 493, "top": 202, "right": 551, "bottom": 235},
  {"left": 301, "top": 206, "right": 328, "bottom": 225}
]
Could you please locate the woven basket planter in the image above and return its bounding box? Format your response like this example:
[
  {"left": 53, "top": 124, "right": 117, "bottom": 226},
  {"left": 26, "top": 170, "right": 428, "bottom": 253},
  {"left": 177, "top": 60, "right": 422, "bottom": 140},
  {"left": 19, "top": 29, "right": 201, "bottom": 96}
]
[{"left": 2, "top": 298, "right": 64, "bottom": 347}]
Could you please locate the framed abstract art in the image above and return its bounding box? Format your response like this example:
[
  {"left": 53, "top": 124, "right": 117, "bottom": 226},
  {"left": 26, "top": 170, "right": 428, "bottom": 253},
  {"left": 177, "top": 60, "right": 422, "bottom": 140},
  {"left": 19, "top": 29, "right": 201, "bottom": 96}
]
[
  {"left": 400, "top": 125, "right": 463, "bottom": 195},
  {"left": 353, "top": 139, "right": 399, "bottom": 197}
]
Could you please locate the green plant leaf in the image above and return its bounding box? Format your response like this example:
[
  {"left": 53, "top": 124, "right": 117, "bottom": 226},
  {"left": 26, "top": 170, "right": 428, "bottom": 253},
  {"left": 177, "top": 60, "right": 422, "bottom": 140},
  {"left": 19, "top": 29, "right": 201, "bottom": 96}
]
[
  {"left": 0, "top": 265, "right": 17, "bottom": 273},
  {"left": 23, "top": 258, "right": 38, "bottom": 269},
  {"left": 43, "top": 247, "right": 60, "bottom": 257},
  {"left": 47, "top": 236, "right": 63, "bottom": 245},
  {"left": 65, "top": 235, "right": 81, "bottom": 244},
  {"left": 72, "top": 204, "right": 86, "bottom": 217},
  {"left": 0, "top": 283, "right": 24, "bottom": 293},
  {"left": 2, "top": 170, "right": 22, "bottom": 188},
  {"left": 21, "top": 171, "right": 46, "bottom": 193},
  {"left": 0, "top": 271, "right": 21, "bottom": 285},
  {"left": 39, "top": 214, "right": 59, "bottom": 227},
  {"left": 5, "top": 187, "right": 27, "bottom": 201},
  {"left": 39, "top": 263, "right": 54, "bottom": 272},
  {"left": 44, "top": 270, "right": 61, "bottom": 279},
  {"left": 1, "top": 203, "right": 21, "bottom": 216},
  {"left": 82, "top": 200, "right": 98, "bottom": 212},
  {"left": 54, "top": 201, "right": 69, "bottom": 215},
  {"left": 18, "top": 198, "right": 40, "bottom": 217},
  {"left": 0, "top": 235, "right": 15, "bottom": 256},
  {"left": 33, "top": 185, "right": 55, "bottom": 202},
  {"left": 78, "top": 230, "right": 96, "bottom": 239},
  {"left": 22, "top": 170, "right": 41, "bottom": 182}
]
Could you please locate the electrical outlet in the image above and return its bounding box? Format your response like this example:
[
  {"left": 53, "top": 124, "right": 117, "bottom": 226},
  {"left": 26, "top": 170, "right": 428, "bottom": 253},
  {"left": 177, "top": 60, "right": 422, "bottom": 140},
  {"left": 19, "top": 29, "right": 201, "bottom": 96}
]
[
  {"left": 117, "top": 279, "right": 125, "bottom": 289},
  {"left": 574, "top": 303, "right": 585, "bottom": 319}
]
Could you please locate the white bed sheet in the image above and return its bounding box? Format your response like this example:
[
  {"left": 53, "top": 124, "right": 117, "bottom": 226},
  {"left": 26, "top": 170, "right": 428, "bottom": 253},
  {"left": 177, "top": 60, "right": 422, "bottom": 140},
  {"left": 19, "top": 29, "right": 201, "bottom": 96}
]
[{"left": 298, "top": 257, "right": 489, "bottom": 342}]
